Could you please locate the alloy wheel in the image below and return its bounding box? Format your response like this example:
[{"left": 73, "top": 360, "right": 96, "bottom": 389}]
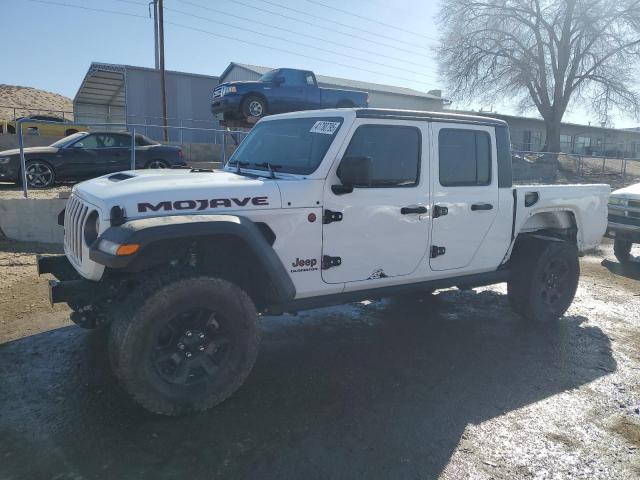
[
  {"left": 248, "top": 100, "right": 263, "bottom": 117},
  {"left": 147, "top": 160, "right": 168, "bottom": 169},
  {"left": 539, "top": 257, "right": 570, "bottom": 309},
  {"left": 25, "top": 162, "right": 54, "bottom": 188},
  {"left": 152, "top": 307, "right": 232, "bottom": 386}
]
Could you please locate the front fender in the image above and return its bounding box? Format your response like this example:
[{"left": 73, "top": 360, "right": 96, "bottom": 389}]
[{"left": 90, "top": 214, "right": 296, "bottom": 303}]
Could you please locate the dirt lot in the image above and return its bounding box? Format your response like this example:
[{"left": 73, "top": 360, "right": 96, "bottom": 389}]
[{"left": 1, "top": 239, "right": 639, "bottom": 479}]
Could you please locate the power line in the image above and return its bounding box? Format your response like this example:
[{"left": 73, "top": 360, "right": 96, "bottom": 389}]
[
  {"left": 111, "top": 0, "right": 149, "bottom": 6},
  {"left": 211, "top": 0, "right": 432, "bottom": 58},
  {"left": 165, "top": 20, "right": 439, "bottom": 88},
  {"left": 166, "top": 5, "right": 437, "bottom": 80},
  {"left": 255, "top": 0, "right": 434, "bottom": 50},
  {"left": 303, "top": 0, "right": 437, "bottom": 41},
  {"left": 176, "top": 0, "right": 435, "bottom": 72},
  {"left": 24, "top": 0, "right": 440, "bottom": 89},
  {"left": 25, "top": 0, "right": 148, "bottom": 18}
]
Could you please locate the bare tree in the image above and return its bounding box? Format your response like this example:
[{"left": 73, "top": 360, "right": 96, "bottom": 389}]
[{"left": 437, "top": 0, "right": 640, "bottom": 152}]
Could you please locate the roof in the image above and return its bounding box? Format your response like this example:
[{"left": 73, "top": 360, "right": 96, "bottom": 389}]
[
  {"left": 220, "top": 62, "right": 446, "bottom": 101},
  {"left": 74, "top": 63, "right": 126, "bottom": 107},
  {"left": 74, "top": 62, "right": 219, "bottom": 107},
  {"left": 355, "top": 108, "right": 507, "bottom": 126},
  {"left": 458, "top": 110, "right": 640, "bottom": 135}
]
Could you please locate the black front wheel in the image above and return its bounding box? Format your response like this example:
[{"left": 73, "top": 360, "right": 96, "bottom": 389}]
[
  {"left": 242, "top": 96, "right": 267, "bottom": 119},
  {"left": 24, "top": 160, "right": 55, "bottom": 188},
  {"left": 508, "top": 238, "right": 580, "bottom": 323},
  {"left": 109, "top": 276, "right": 260, "bottom": 415}
]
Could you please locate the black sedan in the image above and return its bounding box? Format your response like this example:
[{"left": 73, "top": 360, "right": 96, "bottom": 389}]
[{"left": 0, "top": 131, "right": 186, "bottom": 188}]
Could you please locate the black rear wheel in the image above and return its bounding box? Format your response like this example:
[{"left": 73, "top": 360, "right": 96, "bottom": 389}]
[
  {"left": 508, "top": 238, "right": 579, "bottom": 323},
  {"left": 146, "top": 159, "right": 169, "bottom": 169},
  {"left": 109, "top": 276, "right": 260, "bottom": 415},
  {"left": 613, "top": 239, "right": 633, "bottom": 264}
]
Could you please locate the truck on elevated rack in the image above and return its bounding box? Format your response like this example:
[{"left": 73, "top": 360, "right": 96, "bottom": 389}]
[
  {"left": 211, "top": 68, "right": 369, "bottom": 128},
  {"left": 39, "top": 108, "right": 609, "bottom": 415}
]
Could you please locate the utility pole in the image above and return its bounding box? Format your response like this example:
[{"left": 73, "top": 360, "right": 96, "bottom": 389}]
[
  {"left": 158, "top": 0, "right": 168, "bottom": 141},
  {"left": 150, "top": 0, "right": 159, "bottom": 69}
]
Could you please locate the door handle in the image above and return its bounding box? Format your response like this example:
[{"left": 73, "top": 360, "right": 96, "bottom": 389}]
[
  {"left": 401, "top": 206, "right": 428, "bottom": 215},
  {"left": 471, "top": 203, "right": 493, "bottom": 211}
]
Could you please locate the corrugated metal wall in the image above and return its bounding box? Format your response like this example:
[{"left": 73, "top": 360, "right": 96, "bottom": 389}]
[
  {"left": 223, "top": 67, "right": 262, "bottom": 82},
  {"left": 75, "top": 104, "right": 126, "bottom": 127},
  {"left": 125, "top": 68, "right": 220, "bottom": 143}
]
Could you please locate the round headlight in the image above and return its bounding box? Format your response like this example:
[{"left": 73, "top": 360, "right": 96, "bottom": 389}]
[{"left": 84, "top": 210, "right": 100, "bottom": 246}]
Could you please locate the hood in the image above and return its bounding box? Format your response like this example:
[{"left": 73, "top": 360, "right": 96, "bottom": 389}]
[
  {"left": 611, "top": 182, "right": 640, "bottom": 199},
  {"left": 0, "top": 146, "right": 58, "bottom": 156},
  {"left": 74, "top": 169, "right": 281, "bottom": 219},
  {"left": 219, "top": 80, "right": 268, "bottom": 88}
]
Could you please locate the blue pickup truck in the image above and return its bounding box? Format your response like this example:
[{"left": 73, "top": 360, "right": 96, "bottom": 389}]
[{"left": 211, "top": 68, "right": 369, "bottom": 124}]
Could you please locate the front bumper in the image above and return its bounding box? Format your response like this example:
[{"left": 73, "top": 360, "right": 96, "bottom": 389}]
[
  {"left": 37, "top": 254, "right": 97, "bottom": 305},
  {"left": 0, "top": 159, "right": 19, "bottom": 181},
  {"left": 605, "top": 221, "right": 640, "bottom": 243},
  {"left": 211, "top": 94, "right": 243, "bottom": 118}
]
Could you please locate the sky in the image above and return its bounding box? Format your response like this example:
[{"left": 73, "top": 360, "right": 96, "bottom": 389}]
[{"left": 1, "top": 0, "right": 637, "bottom": 128}]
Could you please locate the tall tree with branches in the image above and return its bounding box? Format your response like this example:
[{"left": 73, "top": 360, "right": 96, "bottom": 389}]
[{"left": 437, "top": 0, "right": 640, "bottom": 152}]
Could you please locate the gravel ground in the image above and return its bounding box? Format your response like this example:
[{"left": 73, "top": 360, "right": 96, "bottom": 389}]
[{"left": 0, "top": 239, "right": 639, "bottom": 479}]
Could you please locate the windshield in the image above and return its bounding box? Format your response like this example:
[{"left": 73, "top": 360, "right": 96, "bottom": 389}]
[
  {"left": 228, "top": 117, "right": 343, "bottom": 175},
  {"left": 259, "top": 69, "right": 279, "bottom": 82},
  {"left": 50, "top": 132, "right": 87, "bottom": 148}
]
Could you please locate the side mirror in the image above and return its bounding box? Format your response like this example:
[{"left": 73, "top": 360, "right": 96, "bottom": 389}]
[
  {"left": 274, "top": 76, "right": 285, "bottom": 86},
  {"left": 334, "top": 155, "right": 373, "bottom": 194}
]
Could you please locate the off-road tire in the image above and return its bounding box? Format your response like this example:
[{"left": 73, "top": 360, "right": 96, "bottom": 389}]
[
  {"left": 613, "top": 239, "right": 633, "bottom": 264},
  {"left": 242, "top": 96, "right": 267, "bottom": 119},
  {"left": 507, "top": 238, "right": 579, "bottom": 323},
  {"left": 108, "top": 276, "right": 260, "bottom": 416}
]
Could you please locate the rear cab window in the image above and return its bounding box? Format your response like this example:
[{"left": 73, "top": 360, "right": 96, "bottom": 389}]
[{"left": 438, "top": 129, "right": 492, "bottom": 186}]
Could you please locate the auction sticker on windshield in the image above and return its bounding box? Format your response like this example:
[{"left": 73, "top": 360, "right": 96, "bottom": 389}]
[{"left": 310, "top": 121, "right": 340, "bottom": 135}]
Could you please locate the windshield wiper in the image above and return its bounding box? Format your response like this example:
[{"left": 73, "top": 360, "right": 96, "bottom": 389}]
[
  {"left": 230, "top": 160, "right": 250, "bottom": 174},
  {"left": 254, "top": 162, "right": 283, "bottom": 179}
]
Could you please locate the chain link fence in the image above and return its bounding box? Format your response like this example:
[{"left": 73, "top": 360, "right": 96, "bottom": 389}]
[
  {"left": 512, "top": 150, "right": 640, "bottom": 190},
  {"left": 8, "top": 119, "right": 249, "bottom": 197}
]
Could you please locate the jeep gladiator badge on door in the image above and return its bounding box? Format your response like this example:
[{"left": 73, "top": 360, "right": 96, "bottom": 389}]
[{"left": 39, "top": 108, "right": 609, "bottom": 415}]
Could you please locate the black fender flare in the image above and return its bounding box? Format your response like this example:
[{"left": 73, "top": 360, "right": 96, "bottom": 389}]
[{"left": 90, "top": 214, "right": 295, "bottom": 303}]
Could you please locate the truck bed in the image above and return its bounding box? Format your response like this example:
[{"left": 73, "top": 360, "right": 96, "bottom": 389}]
[{"left": 513, "top": 184, "right": 610, "bottom": 251}]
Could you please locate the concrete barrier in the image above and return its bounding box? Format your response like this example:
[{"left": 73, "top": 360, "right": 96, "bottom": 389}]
[
  {"left": 0, "top": 134, "right": 61, "bottom": 151},
  {"left": 0, "top": 198, "right": 66, "bottom": 244}
]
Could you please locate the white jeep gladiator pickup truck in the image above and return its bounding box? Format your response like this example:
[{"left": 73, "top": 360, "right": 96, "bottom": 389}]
[{"left": 38, "top": 108, "right": 609, "bottom": 415}]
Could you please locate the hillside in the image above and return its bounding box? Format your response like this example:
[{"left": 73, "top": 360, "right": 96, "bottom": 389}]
[{"left": 0, "top": 85, "right": 73, "bottom": 121}]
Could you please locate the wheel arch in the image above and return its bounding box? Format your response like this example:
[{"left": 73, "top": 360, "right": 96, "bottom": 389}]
[
  {"left": 518, "top": 209, "right": 579, "bottom": 244},
  {"left": 504, "top": 209, "right": 580, "bottom": 264},
  {"left": 90, "top": 214, "right": 294, "bottom": 308}
]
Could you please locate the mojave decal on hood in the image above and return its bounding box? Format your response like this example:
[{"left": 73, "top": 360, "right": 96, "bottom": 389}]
[{"left": 73, "top": 169, "right": 281, "bottom": 219}]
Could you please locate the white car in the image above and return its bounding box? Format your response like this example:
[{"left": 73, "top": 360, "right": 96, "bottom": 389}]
[
  {"left": 38, "top": 108, "right": 610, "bottom": 415},
  {"left": 606, "top": 182, "right": 640, "bottom": 263}
]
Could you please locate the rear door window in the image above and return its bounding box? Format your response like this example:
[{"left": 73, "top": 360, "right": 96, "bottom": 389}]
[{"left": 438, "top": 129, "right": 491, "bottom": 186}]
